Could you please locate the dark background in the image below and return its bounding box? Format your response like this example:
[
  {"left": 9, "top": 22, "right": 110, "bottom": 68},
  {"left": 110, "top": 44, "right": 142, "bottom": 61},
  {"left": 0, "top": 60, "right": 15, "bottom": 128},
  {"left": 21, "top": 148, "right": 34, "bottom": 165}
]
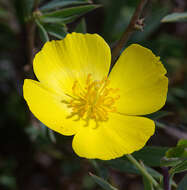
[{"left": 0, "top": 0, "right": 187, "bottom": 189}]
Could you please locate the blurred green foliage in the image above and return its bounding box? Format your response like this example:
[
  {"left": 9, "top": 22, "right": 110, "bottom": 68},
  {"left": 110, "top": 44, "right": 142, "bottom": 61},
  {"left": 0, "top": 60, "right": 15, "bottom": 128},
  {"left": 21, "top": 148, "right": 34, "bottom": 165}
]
[
  {"left": 0, "top": 0, "right": 187, "bottom": 190},
  {"left": 162, "top": 12, "right": 187, "bottom": 23}
]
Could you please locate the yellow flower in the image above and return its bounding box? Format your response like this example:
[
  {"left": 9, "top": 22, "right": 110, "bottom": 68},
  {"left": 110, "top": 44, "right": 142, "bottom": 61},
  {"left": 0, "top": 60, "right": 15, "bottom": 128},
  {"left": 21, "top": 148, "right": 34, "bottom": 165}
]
[{"left": 23, "top": 33, "right": 168, "bottom": 160}]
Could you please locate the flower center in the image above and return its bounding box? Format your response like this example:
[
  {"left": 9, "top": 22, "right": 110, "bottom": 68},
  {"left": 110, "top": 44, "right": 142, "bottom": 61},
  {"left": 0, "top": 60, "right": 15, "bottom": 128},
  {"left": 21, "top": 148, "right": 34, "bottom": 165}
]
[{"left": 63, "top": 74, "right": 120, "bottom": 127}]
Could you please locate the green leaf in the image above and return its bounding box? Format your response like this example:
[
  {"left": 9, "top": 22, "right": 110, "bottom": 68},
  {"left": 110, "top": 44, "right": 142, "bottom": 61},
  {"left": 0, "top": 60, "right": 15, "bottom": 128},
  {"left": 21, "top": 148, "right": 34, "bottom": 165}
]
[
  {"left": 35, "top": 19, "right": 49, "bottom": 42},
  {"left": 170, "top": 159, "right": 187, "bottom": 175},
  {"left": 40, "top": 0, "right": 89, "bottom": 11},
  {"left": 40, "top": 15, "right": 78, "bottom": 24},
  {"left": 177, "top": 174, "right": 187, "bottom": 190},
  {"left": 161, "top": 157, "right": 184, "bottom": 167},
  {"left": 40, "top": 4, "right": 100, "bottom": 24},
  {"left": 89, "top": 173, "right": 119, "bottom": 190},
  {"left": 146, "top": 167, "right": 163, "bottom": 181},
  {"left": 104, "top": 159, "right": 162, "bottom": 180},
  {"left": 166, "top": 146, "right": 186, "bottom": 158},
  {"left": 162, "top": 12, "right": 187, "bottom": 23},
  {"left": 74, "top": 18, "right": 87, "bottom": 33},
  {"left": 166, "top": 139, "right": 187, "bottom": 158},
  {"left": 104, "top": 159, "right": 138, "bottom": 174},
  {"left": 133, "top": 146, "right": 169, "bottom": 167},
  {"left": 44, "top": 23, "right": 67, "bottom": 39},
  {"left": 146, "top": 111, "right": 173, "bottom": 120},
  {"left": 178, "top": 139, "right": 187, "bottom": 146}
]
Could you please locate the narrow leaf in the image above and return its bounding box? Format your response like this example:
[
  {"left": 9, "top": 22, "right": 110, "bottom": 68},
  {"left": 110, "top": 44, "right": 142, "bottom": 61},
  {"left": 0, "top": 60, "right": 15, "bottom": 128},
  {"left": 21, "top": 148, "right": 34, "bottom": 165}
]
[
  {"left": 35, "top": 19, "right": 49, "bottom": 42},
  {"left": 40, "top": 15, "right": 77, "bottom": 24},
  {"left": 105, "top": 159, "right": 162, "bottom": 180},
  {"left": 146, "top": 111, "right": 173, "bottom": 120},
  {"left": 74, "top": 18, "right": 87, "bottom": 33},
  {"left": 89, "top": 173, "right": 119, "bottom": 190},
  {"left": 44, "top": 23, "right": 67, "bottom": 39},
  {"left": 170, "top": 159, "right": 187, "bottom": 175},
  {"left": 166, "top": 139, "right": 187, "bottom": 158},
  {"left": 40, "top": 4, "right": 101, "bottom": 24},
  {"left": 161, "top": 157, "right": 184, "bottom": 167},
  {"left": 162, "top": 12, "right": 187, "bottom": 23},
  {"left": 40, "top": 0, "right": 89, "bottom": 11},
  {"left": 133, "top": 146, "right": 168, "bottom": 167},
  {"left": 177, "top": 174, "right": 187, "bottom": 190},
  {"left": 103, "top": 159, "right": 177, "bottom": 188}
]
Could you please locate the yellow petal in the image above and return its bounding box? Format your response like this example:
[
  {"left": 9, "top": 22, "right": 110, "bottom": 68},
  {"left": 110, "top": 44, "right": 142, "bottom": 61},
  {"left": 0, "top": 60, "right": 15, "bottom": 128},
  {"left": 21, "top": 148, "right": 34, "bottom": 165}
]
[
  {"left": 23, "top": 79, "right": 84, "bottom": 136},
  {"left": 109, "top": 44, "right": 168, "bottom": 115},
  {"left": 33, "top": 33, "right": 111, "bottom": 95},
  {"left": 72, "top": 114, "right": 155, "bottom": 160}
]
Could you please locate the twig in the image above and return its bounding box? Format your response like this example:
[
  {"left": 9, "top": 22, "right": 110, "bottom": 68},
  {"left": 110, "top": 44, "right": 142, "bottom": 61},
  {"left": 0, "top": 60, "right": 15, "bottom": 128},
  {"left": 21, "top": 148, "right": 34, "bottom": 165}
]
[
  {"left": 162, "top": 167, "right": 171, "bottom": 190},
  {"left": 26, "top": 21, "right": 36, "bottom": 67},
  {"left": 111, "top": 0, "right": 148, "bottom": 66},
  {"left": 33, "top": 0, "right": 40, "bottom": 10},
  {"left": 156, "top": 121, "right": 187, "bottom": 140},
  {"left": 24, "top": 0, "right": 40, "bottom": 73}
]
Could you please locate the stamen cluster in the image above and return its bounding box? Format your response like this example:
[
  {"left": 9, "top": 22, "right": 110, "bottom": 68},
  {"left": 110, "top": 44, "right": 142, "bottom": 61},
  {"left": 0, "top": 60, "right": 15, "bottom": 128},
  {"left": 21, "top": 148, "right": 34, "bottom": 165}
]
[{"left": 63, "top": 74, "right": 120, "bottom": 127}]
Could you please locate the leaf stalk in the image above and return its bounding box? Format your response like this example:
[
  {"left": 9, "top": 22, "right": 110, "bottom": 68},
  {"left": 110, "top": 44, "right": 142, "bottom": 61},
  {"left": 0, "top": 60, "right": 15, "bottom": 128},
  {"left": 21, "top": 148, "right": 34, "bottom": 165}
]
[{"left": 126, "top": 154, "right": 161, "bottom": 189}]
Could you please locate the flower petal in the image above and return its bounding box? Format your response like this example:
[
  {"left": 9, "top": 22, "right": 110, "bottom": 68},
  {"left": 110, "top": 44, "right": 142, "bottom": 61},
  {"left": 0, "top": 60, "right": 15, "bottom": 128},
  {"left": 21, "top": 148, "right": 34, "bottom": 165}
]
[
  {"left": 33, "top": 33, "right": 111, "bottom": 95},
  {"left": 109, "top": 44, "right": 168, "bottom": 115},
  {"left": 72, "top": 114, "right": 155, "bottom": 160},
  {"left": 23, "top": 79, "right": 84, "bottom": 136}
]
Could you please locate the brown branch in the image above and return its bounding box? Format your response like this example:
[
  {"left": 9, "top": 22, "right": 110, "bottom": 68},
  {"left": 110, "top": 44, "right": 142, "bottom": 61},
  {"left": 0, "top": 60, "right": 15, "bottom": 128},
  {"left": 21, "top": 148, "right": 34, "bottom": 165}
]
[
  {"left": 24, "top": 0, "right": 40, "bottom": 75},
  {"left": 111, "top": 0, "right": 148, "bottom": 66},
  {"left": 156, "top": 121, "right": 187, "bottom": 140},
  {"left": 33, "top": 0, "right": 40, "bottom": 10},
  {"left": 26, "top": 21, "right": 36, "bottom": 67}
]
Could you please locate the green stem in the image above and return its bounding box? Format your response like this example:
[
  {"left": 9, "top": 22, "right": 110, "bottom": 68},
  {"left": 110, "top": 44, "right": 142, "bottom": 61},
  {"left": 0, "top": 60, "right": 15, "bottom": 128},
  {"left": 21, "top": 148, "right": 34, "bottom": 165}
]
[{"left": 126, "top": 154, "right": 159, "bottom": 188}]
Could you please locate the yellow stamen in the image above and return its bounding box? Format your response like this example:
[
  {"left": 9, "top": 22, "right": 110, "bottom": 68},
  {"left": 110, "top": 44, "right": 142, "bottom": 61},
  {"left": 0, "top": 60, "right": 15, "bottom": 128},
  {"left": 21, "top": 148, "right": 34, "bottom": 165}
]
[{"left": 63, "top": 74, "right": 120, "bottom": 127}]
